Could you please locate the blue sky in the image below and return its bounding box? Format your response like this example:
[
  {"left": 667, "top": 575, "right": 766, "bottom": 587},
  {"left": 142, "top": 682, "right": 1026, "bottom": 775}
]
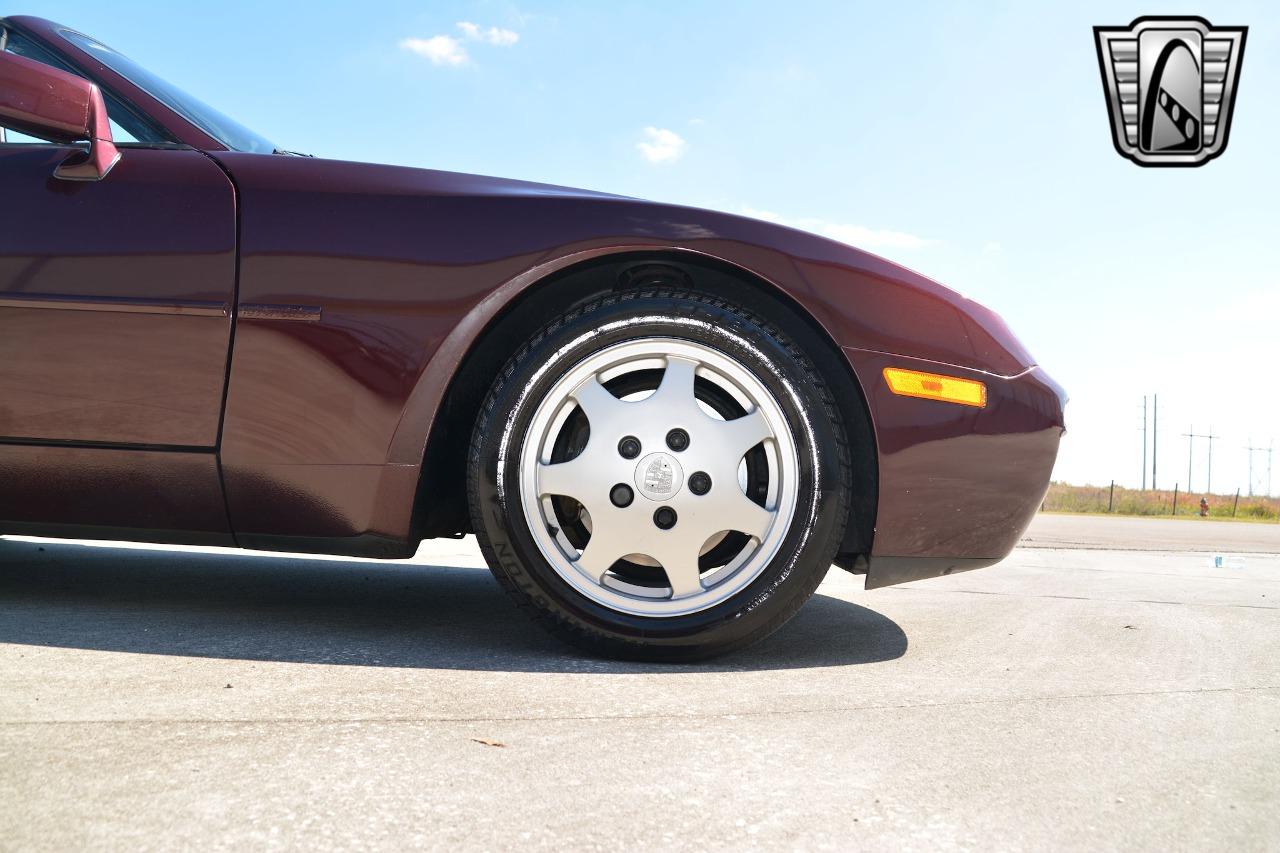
[{"left": 20, "top": 0, "right": 1279, "bottom": 496}]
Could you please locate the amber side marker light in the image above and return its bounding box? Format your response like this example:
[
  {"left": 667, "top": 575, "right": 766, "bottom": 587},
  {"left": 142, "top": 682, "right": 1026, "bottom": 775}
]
[{"left": 883, "top": 367, "right": 987, "bottom": 408}]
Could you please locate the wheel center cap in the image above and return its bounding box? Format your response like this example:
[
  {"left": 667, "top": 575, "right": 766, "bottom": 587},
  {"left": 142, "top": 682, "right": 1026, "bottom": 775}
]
[{"left": 635, "top": 451, "right": 684, "bottom": 501}]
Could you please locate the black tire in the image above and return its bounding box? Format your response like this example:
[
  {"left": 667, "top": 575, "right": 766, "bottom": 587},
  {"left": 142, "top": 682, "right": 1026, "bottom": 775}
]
[{"left": 467, "top": 288, "right": 852, "bottom": 660}]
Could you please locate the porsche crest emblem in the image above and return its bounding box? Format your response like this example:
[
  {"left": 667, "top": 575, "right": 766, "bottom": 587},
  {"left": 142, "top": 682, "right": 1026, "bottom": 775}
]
[{"left": 644, "top": 457, "right": 674, "bottom": 495}]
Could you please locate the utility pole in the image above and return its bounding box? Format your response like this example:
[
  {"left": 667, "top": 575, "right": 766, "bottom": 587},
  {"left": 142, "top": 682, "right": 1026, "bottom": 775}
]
[
  {"left": 1183, "top": 426, "right": 1215, "bottom": 493},
  {"left": 1152, "top": 394, "right": 1158, "bottom": 490},
  {"left": 1142, "top": 396, "right": 1148, "bottom": 490},
  {"left": 1248, "top": 437, "right": 1255, "bottom": 497},
  {"left": 1270, "top": 440, "right": 1274, "bottom": 498},
  {"left": 1185, "top": 426, "right": 1195, "bottom": 495},
  {"left": 1206, "top": 427, "right": 1217, "bottom": 494}
]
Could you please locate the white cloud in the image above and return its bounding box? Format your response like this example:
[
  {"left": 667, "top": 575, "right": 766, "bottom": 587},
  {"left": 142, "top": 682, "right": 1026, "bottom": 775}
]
[
  {"left": 401, "top": 22, "right": 518, "bottom": 68},
  {"left": 740, "top": 206, "right": 931, "bottom": 251},
  {"left": 400, "top": 35, "right": 469, "bottom": 66},
  {"left": 982, "top": 241, "right": 1003, "bottom": 255},
  {"left": 457, "top": 21, "right": 520, "bottom": 46},
  {"left": 637, "top": 127, "right": 687, "bottom": 164},
  {"left": 821, "top": 224, "right": 932, "bottom": 250}
]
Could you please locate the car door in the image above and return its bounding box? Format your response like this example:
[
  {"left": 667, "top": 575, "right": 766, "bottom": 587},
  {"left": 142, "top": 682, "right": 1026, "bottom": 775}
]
[
  {"left": 0, "top": 31, "right": 237, "bottom": 543},
  {"left": 0, "top": 145, "right": 236, "bottom": 446},
  {"left": 0, "top": 32, "right": 236, "bottom": 447}
]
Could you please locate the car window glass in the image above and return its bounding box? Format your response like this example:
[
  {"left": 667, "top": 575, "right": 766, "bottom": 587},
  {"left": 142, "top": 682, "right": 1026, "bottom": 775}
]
[{"left": 61, "top": 30, "right": 276, "bottom": 154}]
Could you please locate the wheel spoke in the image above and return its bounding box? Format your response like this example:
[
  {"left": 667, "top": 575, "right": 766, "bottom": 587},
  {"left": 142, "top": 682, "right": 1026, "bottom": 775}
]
[
  {"left": 687, "top": 489, "right": 775, "bottom": 543},
  {"left": 574, "top": 543, "right": 615, "bottom": 583},
  {"left": 713, "top": 407, "right": 773, "bottom": 458},
  {"left": 572, "top": 375, "right": 627, "bottom": 435},
  {"left": 652, "top": 356, "right": 698, "bottom": 407},
  {"left": 728, "top": 495, "right": 775, "bottom": 541},
  {"left": 663, "top": 560, "right": 704, "bottom": 598},
  {"left": 537, "top": 457, "right": 593, "bottom": 502},
  {"left": 648, "top": 537, "right": 705, "bottom": 598},
  {"left": 574, "top": 513, "right": 628, "bottom": 582}
]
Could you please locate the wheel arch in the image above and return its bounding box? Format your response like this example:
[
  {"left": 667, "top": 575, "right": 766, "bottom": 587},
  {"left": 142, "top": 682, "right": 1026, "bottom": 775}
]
[{"left": 400, "top": 247, "right": 878, "bottom": 566}]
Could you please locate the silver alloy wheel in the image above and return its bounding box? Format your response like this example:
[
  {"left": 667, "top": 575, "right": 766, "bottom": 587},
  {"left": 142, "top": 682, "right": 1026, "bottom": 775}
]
[{"left": 519, "top": 337, "right": 800, "bottom": 617}]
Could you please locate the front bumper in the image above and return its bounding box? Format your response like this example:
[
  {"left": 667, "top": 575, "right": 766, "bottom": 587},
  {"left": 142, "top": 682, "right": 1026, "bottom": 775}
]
[{"left": 841, "top": 347, "right": 1067, "bottom": 589}]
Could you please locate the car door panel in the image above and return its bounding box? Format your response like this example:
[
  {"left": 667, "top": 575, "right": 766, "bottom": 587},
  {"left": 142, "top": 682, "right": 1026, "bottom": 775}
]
[{"left": 0, "top": 145, "right": 235, "bottom": 446}]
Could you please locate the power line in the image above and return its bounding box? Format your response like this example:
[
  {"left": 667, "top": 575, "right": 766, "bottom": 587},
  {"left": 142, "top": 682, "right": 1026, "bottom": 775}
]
[
  {"left": 1152, "top": 394, "right": 1158, "bottom": 490},
  {"left": 1245, "top": 439, "right": 1275, "bottom": 498}
]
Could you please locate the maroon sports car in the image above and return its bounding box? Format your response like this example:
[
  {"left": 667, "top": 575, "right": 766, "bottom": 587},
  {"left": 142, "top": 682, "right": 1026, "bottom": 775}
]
[{"left": 0, "top": 17, "right": 1065, "bottom": 659}]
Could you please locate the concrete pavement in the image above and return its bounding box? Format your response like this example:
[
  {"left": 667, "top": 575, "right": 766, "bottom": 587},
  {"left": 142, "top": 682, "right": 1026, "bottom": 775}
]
[{"left": 1, "top": 515, "right": 1277, "bottom": 851}]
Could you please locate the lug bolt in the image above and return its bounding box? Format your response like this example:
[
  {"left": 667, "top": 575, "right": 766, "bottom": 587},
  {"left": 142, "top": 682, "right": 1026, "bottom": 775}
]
[
  {"left": 618, "top": 436, "right": 641, "bottom": 459},
  {"left": 688, "top": 471, "right": 711, "bottom": 495},
  {"left": 653, "top": 507, "right": 678, "bottom": 530},
  {"left": 610, "top": 483, "right": 634, "bottom": 508},
  {"left": 665, "top": 428, "right": 690, "bottom": 452}
]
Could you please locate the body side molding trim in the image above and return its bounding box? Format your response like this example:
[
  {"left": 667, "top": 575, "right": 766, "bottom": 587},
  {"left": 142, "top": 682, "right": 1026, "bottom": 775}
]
[
  {"left": 0, "top": 293, "right": 228, "bottom": 316},
  {"left": 239, "top": 303, "right": 323, "bottom": 322},
  {"left": 0, "top": 435, "right": 214, "bottom": 453}
]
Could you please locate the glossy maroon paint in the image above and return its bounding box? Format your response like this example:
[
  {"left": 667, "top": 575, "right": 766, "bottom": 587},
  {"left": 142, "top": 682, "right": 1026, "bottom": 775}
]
[
  {"left": 843, "top": 348, "right": 1065, "bottom": 583},
  {"left": 0, "top": 145, "right": 236, "bottom": 446},
  {"left": 0, "top": 16, "right": 1065, "bottom": 587}
]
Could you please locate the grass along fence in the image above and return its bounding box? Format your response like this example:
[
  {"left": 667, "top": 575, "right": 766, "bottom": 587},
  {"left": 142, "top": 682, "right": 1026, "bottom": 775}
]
[{"left": 1042, "top": 481, "right": 1280, "bottom": 522}]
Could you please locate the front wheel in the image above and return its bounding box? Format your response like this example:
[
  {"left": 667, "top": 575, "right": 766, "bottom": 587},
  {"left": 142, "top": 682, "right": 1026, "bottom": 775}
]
[{"left": 467, "top": 289, "right": 851, "bottom": 660}]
